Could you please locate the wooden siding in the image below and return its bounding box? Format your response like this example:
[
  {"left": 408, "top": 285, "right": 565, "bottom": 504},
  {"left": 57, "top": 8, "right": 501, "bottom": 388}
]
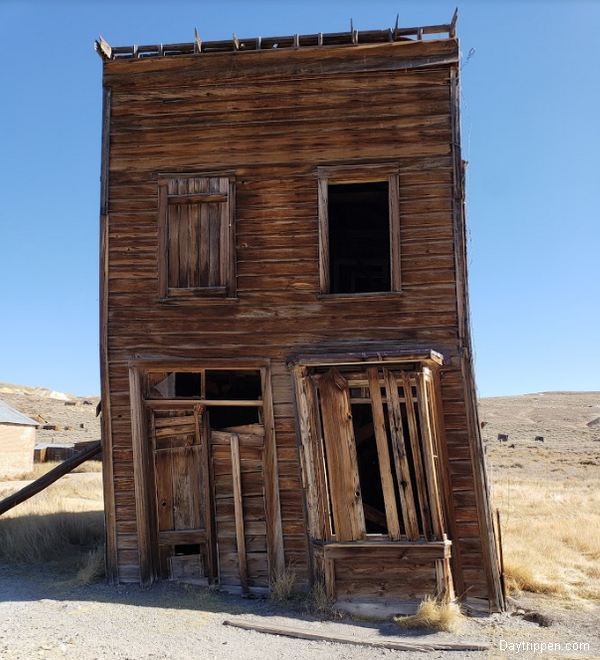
[{"left": 100, "top": 36, "right": 502, "bottom": 609}]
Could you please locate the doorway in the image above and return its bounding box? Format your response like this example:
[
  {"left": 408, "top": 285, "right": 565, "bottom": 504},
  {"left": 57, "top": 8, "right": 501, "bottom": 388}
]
[{"left": 135, "top": 363, "right": 282, "bottom": 593}]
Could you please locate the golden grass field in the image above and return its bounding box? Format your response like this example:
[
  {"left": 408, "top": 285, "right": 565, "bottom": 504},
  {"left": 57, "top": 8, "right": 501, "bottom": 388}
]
[
  {"left": 482, "top": 392, "right": 600, "bottom": 608},
  {"left": 0, "top": 467, "right": 104, "bottom": 572}
]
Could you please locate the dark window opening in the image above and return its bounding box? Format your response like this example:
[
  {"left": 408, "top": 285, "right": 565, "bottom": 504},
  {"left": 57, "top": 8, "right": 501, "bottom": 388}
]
[
  {"left": 205, "top": 370, "right": 262, "bottom": 400},
  {"left": 174, "top": 372, "right": 201, "bottom": 398},
  {"left": 351, "top": 403, "right": 388, "bottom": 534},
  {"left": 328, "top": 182, "right": 390, "bottom": 294},
  {"left": 174, "top": 544, "right": 201, "bottom": 556},
  {"left": 208, "top": 406, "right": 260, "bottom": 430}
]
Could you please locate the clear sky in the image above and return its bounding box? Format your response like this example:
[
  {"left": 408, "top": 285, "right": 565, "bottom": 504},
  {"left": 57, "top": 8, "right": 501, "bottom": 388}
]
[{"left": 0, "top": 1, "right": 598, "bottom": 397}]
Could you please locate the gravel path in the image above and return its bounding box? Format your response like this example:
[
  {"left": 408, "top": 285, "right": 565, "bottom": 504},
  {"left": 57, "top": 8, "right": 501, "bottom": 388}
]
[{"left": 1, "top": 564, "right": 598, "bottom": 659}]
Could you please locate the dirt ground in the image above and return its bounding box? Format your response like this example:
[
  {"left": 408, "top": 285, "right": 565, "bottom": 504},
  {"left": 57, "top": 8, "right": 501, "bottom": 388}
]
[
  {"left": 0, "top": 388, "right": 599, "bottom": 658},
  {"left": 0, "top": 562, "right": 598, "bottom": 660}
]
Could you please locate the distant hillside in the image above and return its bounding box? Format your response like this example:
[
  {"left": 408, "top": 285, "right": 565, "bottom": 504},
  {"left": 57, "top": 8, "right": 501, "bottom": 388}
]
[
  {"left": 0, "top": 383, "right": 100, "bottom": 445},
  {"left": 479, "top": 391, "right": 600, "bottom": 446},
  {"left": 1, "top": 382, "right": 598, "bottom": 450},
  {"left": 0, "top": 382, "right": 76, "bottom": 401}
]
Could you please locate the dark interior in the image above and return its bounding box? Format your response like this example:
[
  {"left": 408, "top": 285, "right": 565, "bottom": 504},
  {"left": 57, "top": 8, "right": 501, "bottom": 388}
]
[
  {"left": 351, "top": 403, "right": 388, "bottom": 534},
  {"left": 174, "top": 372, "right": 201, "bottom": 397},
  {"left": 208, "top": 405, "right": 260, "bottom": 429},
  {"left": 205, "top": 370, "right": 262, "bottom": 400},
  {"left": 328, "top": 181, "right": 390, "bottom": 294}
]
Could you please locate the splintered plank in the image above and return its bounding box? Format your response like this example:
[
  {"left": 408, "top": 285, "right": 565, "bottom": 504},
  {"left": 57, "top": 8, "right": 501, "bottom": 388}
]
[
  {"left": 383, "top": 369, "right": 420, "bottom": 540},
  {"left": 317, "top": 369, "right": 365, "bottom": 541},
  {"left": 402, "top": 372, "right": 431, "bottom": 539},
  {"left": 415, "top": 373, "right": 443, "bottom": 538},
  {"left": 230, "top": 433, "right": 249, "bottom": 594},
  {"left": 366, "top": 367, "right": 401, "bottom": 540}
]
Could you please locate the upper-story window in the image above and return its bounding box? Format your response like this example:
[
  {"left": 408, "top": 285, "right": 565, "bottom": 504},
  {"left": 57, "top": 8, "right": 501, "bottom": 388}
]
[
  {"left": 158, "top": 174, "right": 235, "bottom": 299},
  {"left": 318, "top": 165, "right": 401, "bottom": 296}
]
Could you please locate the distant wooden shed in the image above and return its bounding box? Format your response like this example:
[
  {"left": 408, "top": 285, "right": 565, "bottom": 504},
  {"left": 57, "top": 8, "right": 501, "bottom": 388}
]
[{"left": 0, "top": 400, "right": 38, "bottom": 477}]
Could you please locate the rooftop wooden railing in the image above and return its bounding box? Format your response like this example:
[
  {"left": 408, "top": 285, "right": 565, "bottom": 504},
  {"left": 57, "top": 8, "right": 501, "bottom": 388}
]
[{"left": 96, "top": 10, "right": 458, "bottom": 61}]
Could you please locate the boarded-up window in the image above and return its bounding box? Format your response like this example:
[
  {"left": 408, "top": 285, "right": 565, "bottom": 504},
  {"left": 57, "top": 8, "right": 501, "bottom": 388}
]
[
  {"left": 313, "top": 365, "right": 444, "bottom": 542},
  {"left": 158, "top": 175, "right": 235, "bottom": 297}
]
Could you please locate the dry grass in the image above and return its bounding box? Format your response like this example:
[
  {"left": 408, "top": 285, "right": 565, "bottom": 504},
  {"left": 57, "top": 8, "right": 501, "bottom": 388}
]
[
  {"left": 5, "top": 460, "right": 102, "bottom": 482},
  {"left": 77, "top": 545, "right": 106, "bottom": 584},
  {"left": 270, "top": 565, "right": 297, "bottom": 601},
  {"left": 0, "top": 473, "right": 104, "bottom": 565},
  {"left": 492, "top": 472, "right": 600, "bottom": 603},
  {"left": 306, "top": 581, "right": 337, "bottom": 616},
  {"left": 394, "top": 597, "right": 465, "bottom": 633}
]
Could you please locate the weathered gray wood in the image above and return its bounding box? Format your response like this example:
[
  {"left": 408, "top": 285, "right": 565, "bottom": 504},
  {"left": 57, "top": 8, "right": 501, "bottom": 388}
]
[
  {"left": 383, "top": 368, "right": 420, "bottom": 540},
  {"left": 230, "top": 433, "right": 249, "bottom": 594},
  {"left": 317, "top": 369, "right": 365, "bottom": 541},
  {"left": 129, "top": 367, "right": 155, "bottom": 585},
  {"left": 99, "top": 82, "right": 118, "bottom": 584},
  {"left": 366, "top": 367, "right": 401, "bottom": 539},
  {"left": 222, "top": 620, "right": 488, "bottom": 652}
]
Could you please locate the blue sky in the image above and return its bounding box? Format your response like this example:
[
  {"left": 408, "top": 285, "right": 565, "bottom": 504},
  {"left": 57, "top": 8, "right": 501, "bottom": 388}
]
[{"left": 0, "top": 1, "right": 598, "bottom": 397}]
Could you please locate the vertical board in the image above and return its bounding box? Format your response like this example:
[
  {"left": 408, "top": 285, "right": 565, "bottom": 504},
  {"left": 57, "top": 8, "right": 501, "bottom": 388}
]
[
  {"left": 154, "top": 447, "right": 174, "bottom": 531},
  {"left": 401, "top": 372, "right": 431, "bottom": 539},
  {"left": 366, "top": 367, "right": 401, "bottom": 540},
  {"left": 317, "top": 369, "right": 365, "bottom": 541},
  {"left": 230, "top": 433, "right": 249, "bottom": 593},
  {"left": 211, "top": 426, "right": 270, "bottom": 591},
  {"left": 383, "top": 369, "right": 420, "bottom": 540}
]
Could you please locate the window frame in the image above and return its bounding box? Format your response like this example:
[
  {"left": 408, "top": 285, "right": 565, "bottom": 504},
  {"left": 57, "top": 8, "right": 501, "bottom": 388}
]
[
  {"left": 317, "top": 164, "right": 401, "bottom": 296},
  {"left": 157, "top": 173, "right": 236, "bottom": 300}
]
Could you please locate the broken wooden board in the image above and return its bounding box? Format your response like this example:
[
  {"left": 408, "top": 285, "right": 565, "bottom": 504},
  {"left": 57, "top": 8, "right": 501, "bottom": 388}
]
[{"left": 222, "top": 619, "right": 489, "bottom": 652}]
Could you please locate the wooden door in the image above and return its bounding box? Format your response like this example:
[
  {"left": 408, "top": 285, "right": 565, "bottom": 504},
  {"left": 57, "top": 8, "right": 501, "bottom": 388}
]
[
  {"left": 210, "top": 424, "right": 270, "bottom": 594},
  {"left": 150, "top": 406, "right": 215, "bottom": 583}
]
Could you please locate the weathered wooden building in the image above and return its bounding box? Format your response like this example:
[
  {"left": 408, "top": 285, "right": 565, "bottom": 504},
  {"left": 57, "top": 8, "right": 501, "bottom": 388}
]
[
  {"left": 0, "top": 400, "right": 37, "bottom": 477},
  {"left": 96, "top": 16, "right": 504, "bottom": 614}
]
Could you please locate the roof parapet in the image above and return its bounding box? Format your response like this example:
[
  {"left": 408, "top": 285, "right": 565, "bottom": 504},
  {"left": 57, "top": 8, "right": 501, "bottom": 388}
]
[{"left": 95, "top": 10, "right": 458, "bottom": 61}]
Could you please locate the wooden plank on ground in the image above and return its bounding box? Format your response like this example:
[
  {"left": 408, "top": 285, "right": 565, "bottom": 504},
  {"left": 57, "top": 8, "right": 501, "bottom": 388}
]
[{"left": 222, "top": 620, "right": 489, "bottom": 652}]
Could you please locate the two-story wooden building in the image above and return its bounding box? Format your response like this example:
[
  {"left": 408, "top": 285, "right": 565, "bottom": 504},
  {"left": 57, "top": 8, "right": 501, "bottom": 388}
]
[{"left": 96, "top": 16, "right": 504, "bottom": 615}]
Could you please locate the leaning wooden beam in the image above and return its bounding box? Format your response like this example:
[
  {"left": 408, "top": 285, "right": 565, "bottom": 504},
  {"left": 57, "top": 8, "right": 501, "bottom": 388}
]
[
  {"left": 230, "top": 433, "right": 249, "bottom": 595},
  {"left": 415, "top": 372, "right": 444, "bottom": 538},
  {"left": 222, "top": 620, "right": 489, "bottom": 652},
  {"left": 0, "top": 441, "right": 101, "bottom": 516},
  {"left": 402, "top": 372, "right": 431, "bottom": 538}
]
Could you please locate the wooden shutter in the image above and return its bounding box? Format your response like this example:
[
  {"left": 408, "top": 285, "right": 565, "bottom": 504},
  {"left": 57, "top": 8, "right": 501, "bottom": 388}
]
[
  {"left": 158, "top": 175, "right": 233, "bottom": 297},
  {"left": 317, "top": 369, "right": 366, "bottom": 541}
]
